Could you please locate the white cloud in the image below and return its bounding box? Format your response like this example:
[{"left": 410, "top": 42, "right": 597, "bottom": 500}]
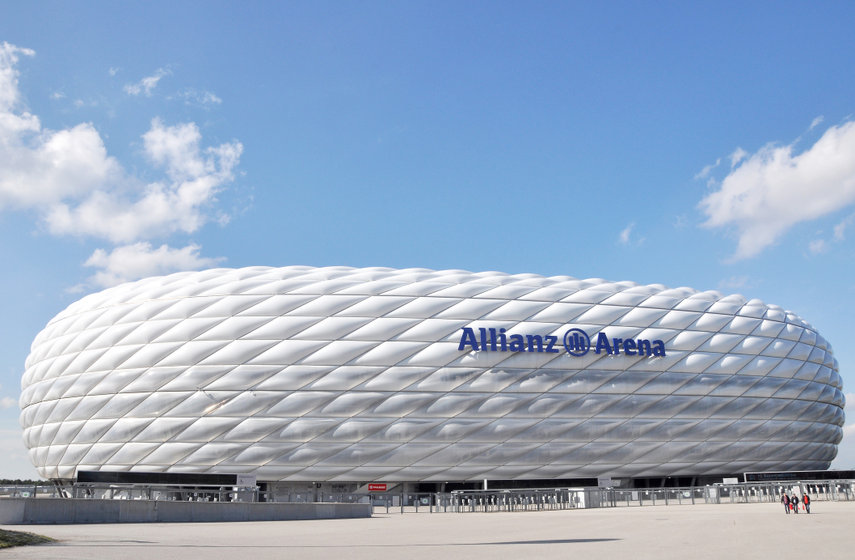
[
  {"left": 0, "top": 45, "right": 242, "bottom": 243},
  {"left": 699, "top": 120, "right": 855, "bottom": 260},
  {"left": 0, "top": 117, "right": 121, "bottom": 210},
  {"left": 0, "top": 47, "right": 119, "bottom": 209},
  {"left": 808, "top": 239, "right": 828, "bottom": 254},
  {"left": 64, "top": 283, "right": 87, "bottom": 295},
  {"left": 0, "top": 42, "right": 34, "bottom": 110},
  {"left": 673, "top": 214, "right": 688, "bottom": 230},
  {"left": 694, "top": 158, "right": 721, "bottom": 181},
  {"left": 108, "top": 67, "right": 119, "bottom": 77},
  {"left": 46, "top": 119, "right": 242, "bottom": 242},
  {"left": 71, "top": 99, "right": 100, "bottom": 109},
  {"left": 619, "top": 222, "right": 634, "bottom": 245},
  {"left": 0, "top": 42, "right": 122, "bottom": 211},
  {"left": 0, "top": 396, "right": 16, "bottom": 409},
  {"left": 124, "top": 68, "right": 170, "bottom": 97},
  {"left": 175, "top": 88, "right": 223, "bottom": 107},
  {"left": 799, "top": 213, "right": 855, "bottom": 256},
  {"left": 84, "top": 242, "right": 225, "bottom": 288},
  {"left": 0, "top": 42, "right": 243, "bottom": 287},
  {"left": 717, "top": 275, "right": 749, "bottom": 291},
  {"left": 617, "top": 222, "right": 644, "bottom": 246},
  {"left": 834, "top": 214, "right": 855, "bottom": 241},
  {"left": 729, "top": 148, "right": 747, "bottom": 168},
  {"left": 809, "top": 116, "right": 824, "bottom": 131}
]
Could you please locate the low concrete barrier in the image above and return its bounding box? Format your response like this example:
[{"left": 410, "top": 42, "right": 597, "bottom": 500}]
[{"left": 0, "top": 498, "right": 371, "bottom": 524}]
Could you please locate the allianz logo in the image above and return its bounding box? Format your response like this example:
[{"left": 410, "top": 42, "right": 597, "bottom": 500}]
[{"left": 458, "top": 327, "right": 666, "bottom": 357}]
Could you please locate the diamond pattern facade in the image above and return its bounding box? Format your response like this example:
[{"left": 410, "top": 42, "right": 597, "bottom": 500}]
[{"left": 20, "top": 266, "right": 844, "bottom": 481}]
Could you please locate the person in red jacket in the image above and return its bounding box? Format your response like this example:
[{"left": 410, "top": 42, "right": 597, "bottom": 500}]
[{"left": 803, "top": 493, "right": 811, "bottom": 514}]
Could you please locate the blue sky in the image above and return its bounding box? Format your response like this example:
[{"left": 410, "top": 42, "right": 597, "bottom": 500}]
[{"left": 0, "top": 1, "right": 853, "bottom": 479}]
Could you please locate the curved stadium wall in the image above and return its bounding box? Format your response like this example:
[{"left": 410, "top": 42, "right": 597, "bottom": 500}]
[{"left": 20, "top": 266, "right": 844, "bottom": 482}]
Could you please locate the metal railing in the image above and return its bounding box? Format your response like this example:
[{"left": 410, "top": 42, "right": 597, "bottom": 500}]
[
  {"left": 70, "top": 482, "right": 260, "bottom": 502},
  {"left": 350, "top": 480, "right": 855, "bottom": 513},
  {"left": 0, "top": 485, "right": 59, "bottom": 499},
  {"left": 2, "top": 480, "right": 854, "bottom": 512},
  {"left": 312, "top": 481, "right": 855, "bottom": 513},
  {"left": 0, "top": 483, "right": 259, "bottom": 502}
]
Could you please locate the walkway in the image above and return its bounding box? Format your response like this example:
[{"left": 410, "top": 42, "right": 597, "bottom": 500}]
[{"left": 2, "top": 501, "right": 851, "bottom": 560}]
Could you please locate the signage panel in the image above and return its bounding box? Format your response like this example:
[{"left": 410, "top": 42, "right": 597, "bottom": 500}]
[
  {"left": 458, "top": 327, "right": 666, "bottom": 357},
  {"left": 236, "top": 474, "right": 257, "bottom": 487}
]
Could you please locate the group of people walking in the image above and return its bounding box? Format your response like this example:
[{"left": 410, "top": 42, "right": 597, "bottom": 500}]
[{"left": 781, "top": 492, "right": 810, "bottom": 514}]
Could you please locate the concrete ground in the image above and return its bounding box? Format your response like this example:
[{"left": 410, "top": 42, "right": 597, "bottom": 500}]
[{"left": 1, "top": 501, "right": 851, "bottom": 560}]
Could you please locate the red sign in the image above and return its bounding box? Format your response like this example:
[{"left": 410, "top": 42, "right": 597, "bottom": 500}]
[{"left": 368, "top": 483, "right": 387, "bottom": 492}]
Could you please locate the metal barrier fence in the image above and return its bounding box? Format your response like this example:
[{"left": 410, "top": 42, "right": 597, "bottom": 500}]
[
  {"left": 0, "top": 483, "right": 259, "bottom": 502},
  {"left": 2, "top": 480, "right": 854, "bottom": 512},
  {"left": 0, "top": 485, "right": 58, "bottom": 499},
  {"left": 341, "top": 480, "right": 855, "bottom": 513}
]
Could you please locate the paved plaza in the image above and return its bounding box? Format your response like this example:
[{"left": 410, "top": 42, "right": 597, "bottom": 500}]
[{"left": 2, "top": 501, "right": 852, "bottom": 560}]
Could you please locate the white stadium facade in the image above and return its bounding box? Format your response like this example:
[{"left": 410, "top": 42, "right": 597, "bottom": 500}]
[{"left": 20, "top": 266, "right": 844, "bottom": 493}]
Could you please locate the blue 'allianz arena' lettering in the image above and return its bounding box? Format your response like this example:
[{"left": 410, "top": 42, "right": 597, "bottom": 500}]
[
  {"left": 593, "top": 332, "right": 666, "bottom": 356},
  {"left": 458, "top": 327, "right": 560, "bottom": 353},
  {"left": 459, "top": 327, "right": 666, "bottom": 357}
]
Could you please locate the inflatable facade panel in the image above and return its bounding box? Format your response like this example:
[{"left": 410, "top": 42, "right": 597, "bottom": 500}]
[{"left": 20, "top": 266, "right": 844, "bottom": 481}]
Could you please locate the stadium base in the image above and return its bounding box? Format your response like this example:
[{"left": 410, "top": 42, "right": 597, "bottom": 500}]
[{"left": 0, "top": 498, "right": 371, "bottom": 524}]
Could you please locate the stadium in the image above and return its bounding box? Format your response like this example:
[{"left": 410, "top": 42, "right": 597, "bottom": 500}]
[{"left": 18, "top": 266, "right": 845, "bottom": 495}]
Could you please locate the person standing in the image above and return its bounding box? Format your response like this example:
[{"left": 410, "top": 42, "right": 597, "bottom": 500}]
[
  {"left": 782, "top": 492, "right": 790, "bottom": 514},
  {"left": 791, "top": 494, "right": 799, "bottom": 514},
  {"left": 803, "top": 493, "right": 811, "bottom": 514}
]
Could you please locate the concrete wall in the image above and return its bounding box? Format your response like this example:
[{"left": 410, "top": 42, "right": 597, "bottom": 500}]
[{"left": 0, "top": 498, "right": 371, "bottom": 524}]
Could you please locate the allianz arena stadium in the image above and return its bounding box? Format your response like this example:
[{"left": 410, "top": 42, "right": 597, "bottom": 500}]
[{"left": 19, "top": 266, "right": 844, "bottom": 490}]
